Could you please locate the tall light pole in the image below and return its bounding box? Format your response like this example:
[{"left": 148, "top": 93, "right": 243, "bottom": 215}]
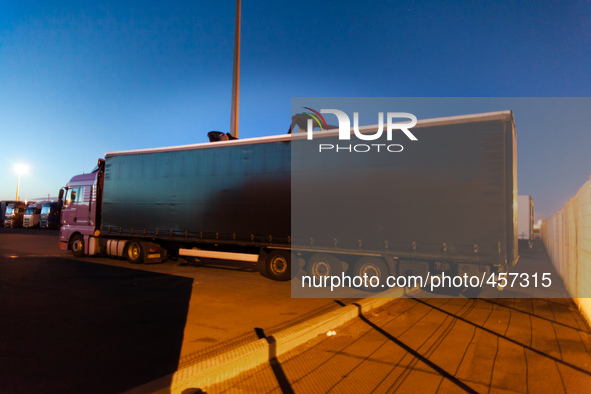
[
  {"left": 230, "top": 0, "right": 241, "bottom": 138},
  {"left": 14, "top": 164, "right": 28, "bottom": 201}
]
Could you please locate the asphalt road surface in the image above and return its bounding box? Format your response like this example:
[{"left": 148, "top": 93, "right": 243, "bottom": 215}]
[
  {"left": 0, "top": 228, "right": 348, "bottom": 393},
  {"left": 2, "top": 229, "right": 589, "bottom": 393}
]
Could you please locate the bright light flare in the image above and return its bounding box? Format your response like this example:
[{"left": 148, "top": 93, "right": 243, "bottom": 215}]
[{"left": 14, "top": 163, "right": 29, "bottom": 174}]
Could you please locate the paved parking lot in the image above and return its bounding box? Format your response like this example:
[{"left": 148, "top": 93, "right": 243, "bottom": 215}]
[
  {"left": 173, "top": 241, "right": 591, "bottom": 393},
  {"left": 0, "top": 229, "right": 350, "bottom": 392},
  {"left": 2, "top": 230, "right": 590, "bottom": 393},
  {"left": 207, "top": 295, "right": 591, "bottom": 393}
]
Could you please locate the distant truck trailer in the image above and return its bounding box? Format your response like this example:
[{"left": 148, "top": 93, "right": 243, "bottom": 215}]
[
  {"left": 518, "top": 195, "right": 534, "bottom": 247},
  {"left": 59, "top": 111, "right": 519, "bottom": 285}
]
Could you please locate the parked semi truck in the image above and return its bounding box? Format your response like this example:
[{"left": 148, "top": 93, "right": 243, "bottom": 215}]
[
  {"left": 40, "top": 202, "right": 62, "bottom": 229},
  {"left": 59, "top": 110, "right": 518, "bottom": 284},
  {"left": 4, "top": 201, "right": 28, "bottom": 228},
  {"left": 23, "top": 202, "right": 46, "bottom": 228},
  {"left": 0, "top": 201, "right": 17, "bottom": 225},
  {"left": 518, "top": 195, "right": 534, "bottom": 248}
]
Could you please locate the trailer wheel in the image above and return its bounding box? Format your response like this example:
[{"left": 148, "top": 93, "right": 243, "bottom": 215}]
[
  {"left": 306, "top": 253, "right": 343, "bottom": 278},
  {"left": 71, "top": 234, "right": 85, "bottom": 257},
  {"left": 125, "top": 240, "right": 144, "bottom": 264},
  {"left": 352, "top": 257, "right": 388, "bottom": 291},
  {"left": 463, "top": 286, "right": 483, "bottom": 298},
  {"left": 265, "top": 250, "right": 291, "bottom": 281}
]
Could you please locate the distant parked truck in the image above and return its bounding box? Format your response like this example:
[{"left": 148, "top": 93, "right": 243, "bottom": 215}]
[
  {"left": 23, "top": 202, "right": 45, "bottom": 228},
  {"left": 4, "top": 201, "right": 28, "bottom": 228},
  {"left": 518, "top": 195, "right": 534, "bottom": 247},
  {"left": 59, "top": 111, "right": 519, "bottom": 285},
  {"left": 0, "top": 201, "right": 18, "bottom": 225},
  {"left": 40, "top": 202, "right": 62, "bottom": 229}
]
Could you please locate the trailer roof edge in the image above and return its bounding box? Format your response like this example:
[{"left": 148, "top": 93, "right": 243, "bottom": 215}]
[{"left": 105, "top": 110, "right": 513, "bottom": 157}]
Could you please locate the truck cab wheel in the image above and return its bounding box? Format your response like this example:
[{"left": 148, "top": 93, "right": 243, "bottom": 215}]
[
  {"left": 265, "top": 250, "right": 291, "bottom": 281},
  {"left": 71, "top": 234, "right": 85, "bottom": 257},
  {"left": 125, "top": 241, "right": 144, "bottom": 264}
]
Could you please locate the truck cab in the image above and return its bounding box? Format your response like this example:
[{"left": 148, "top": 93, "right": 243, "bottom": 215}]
[
  {"left": 0, "top": 201, "right": 17, "bottom": 225},
  {"left": 40, "top": 202, "right": 62, "bottom": 229},
  {"left": 23, "top": 202, "right": 44, "bottom": 228},
  {"left": 4, "top": 201, "right": 27, "bottom": 228},
  {"left": 59, "top": 161, "right": 104, "bottom": 256}
]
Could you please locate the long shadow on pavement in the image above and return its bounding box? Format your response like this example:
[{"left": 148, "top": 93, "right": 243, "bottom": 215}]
[{"left": 0, "top": 256, "right": 193, "bottom": 393}]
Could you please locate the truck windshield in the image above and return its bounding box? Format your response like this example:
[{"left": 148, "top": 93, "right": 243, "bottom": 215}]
[
  {"left": 26, "top": 207, "right": 35, "bottom": 214},
  {"left": 5, "top": 206, "right": 14, "bottom": 214},
  {"left": 41, "top": 206, "right": 50, "bottom": 215}
]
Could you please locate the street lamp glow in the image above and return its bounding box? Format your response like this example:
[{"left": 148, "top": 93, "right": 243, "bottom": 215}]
[
  {"left": 14, "top": 163, "right": 29, "bottom": 201},
  {"left": 14, "top": 163, "right": 28, "bottom": 174}
]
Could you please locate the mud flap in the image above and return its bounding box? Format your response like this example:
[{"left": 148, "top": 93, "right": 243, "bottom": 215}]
[
  {"left": 256, "top": 248, "right": 268, "bottom": 276},
  {"left": 142, "top": 241, "right": 163, "bottom": 264}
]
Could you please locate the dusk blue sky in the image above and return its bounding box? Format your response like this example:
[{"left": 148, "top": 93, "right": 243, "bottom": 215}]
[{"left": 1, "top": 1, "right": 590, "bottom": 219}]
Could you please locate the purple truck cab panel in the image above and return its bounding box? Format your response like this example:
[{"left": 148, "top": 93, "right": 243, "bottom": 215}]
[{"left": 59, "top": 171, "right": 100, "bottom": 255}]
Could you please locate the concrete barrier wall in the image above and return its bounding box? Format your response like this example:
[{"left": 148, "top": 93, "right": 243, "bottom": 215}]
[{"left": 542, "top": 176, "right": 591, "bottom": 324}]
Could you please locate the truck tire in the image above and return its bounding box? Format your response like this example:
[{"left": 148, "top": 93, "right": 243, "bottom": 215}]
[
  {"left": 352, "top": 257, "right": 388, "bottom": 291},
  {"left": 463, "top": 286, "right": 483, "bottom": 298},
  {"left": 265, "top": 250, "right": 291, "bottom": 281},
  {"left": 71, "top": 234, "right": 85, "bottom": 257},
  {"left": 306, "top": 253, "right": 343, "bottom": 278},
  {"left": 125, "top": 240, "right": 144, "bottom": 264}
]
